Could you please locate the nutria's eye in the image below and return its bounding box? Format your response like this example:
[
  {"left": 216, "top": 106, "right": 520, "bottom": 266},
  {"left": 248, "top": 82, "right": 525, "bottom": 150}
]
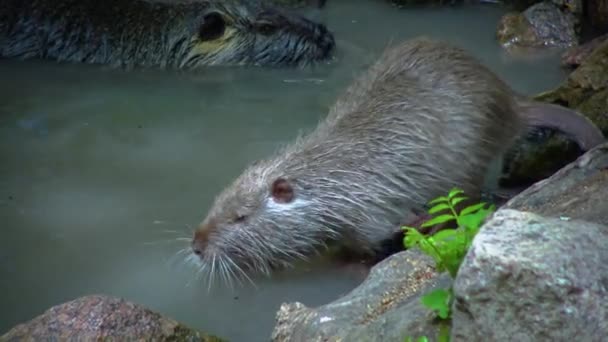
[
  {"left": 199, "top": 12, "right": 226, "bottom": 42},
  {"left": 256, "top": 21, "right": 278, "bottom": 36},
  {"left": 234, "top": 215, "right": 247, "bottom": 223}
]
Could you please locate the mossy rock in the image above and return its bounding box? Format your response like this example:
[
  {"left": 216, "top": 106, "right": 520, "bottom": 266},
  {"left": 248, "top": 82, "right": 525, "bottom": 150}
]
[{"left": 500, "top": 40, "right": 608, "bottom": 187}]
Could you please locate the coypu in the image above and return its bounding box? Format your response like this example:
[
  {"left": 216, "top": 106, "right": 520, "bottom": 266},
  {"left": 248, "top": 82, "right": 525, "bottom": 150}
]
[
  {"left": 190, "top": 37, "right": 605, "bottom": 279},
  {"left": 0, "top": 0, "right": 335, "bottom": 69}
]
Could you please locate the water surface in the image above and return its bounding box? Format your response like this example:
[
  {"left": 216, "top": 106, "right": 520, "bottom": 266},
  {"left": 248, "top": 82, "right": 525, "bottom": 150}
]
[{"left": 0, "top": 1, "right": 568, "bottom": 341}]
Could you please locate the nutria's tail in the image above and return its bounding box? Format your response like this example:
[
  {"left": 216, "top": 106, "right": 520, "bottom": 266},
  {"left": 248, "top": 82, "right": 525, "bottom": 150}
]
[{"left": 517, "top": 100, "right": 605, "bottom": 151}]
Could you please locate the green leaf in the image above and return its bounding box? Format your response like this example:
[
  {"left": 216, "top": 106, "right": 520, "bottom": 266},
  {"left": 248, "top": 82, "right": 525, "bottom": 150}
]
[
  {"left": 416, "top": 238, "right": 444, "bottom": 264},
  {"left": 421, "top": 214, "right": 455, "bottom": 228},
  {"left": 450, "top": 196, "right": 468, "bottom": 206},
  {"left": 428, "top": 203, "right": 451, "bottom": 215},
  {"left": 429, "top": 228, "right": 459, "bottom": 241},
  {"left": 458, "top": 213, "right": 484, "bottom": 230},
  {"left": 458, "top": 205, "right": 495, "bottom": 231},
  {"left": 403, "top": 228, "right": 425, "bottom": 248},
  {"left": 428, "top": 196, "right": 449, "bottom": 205},
  {"left": 459, "top": 202, "right": 487, "bottom": 216},
  {"left": 448, "top": 188, "right": 464, "bottom": 199},
  {"left": 420, "top": 289, "right": 452, "bottom": 319}
]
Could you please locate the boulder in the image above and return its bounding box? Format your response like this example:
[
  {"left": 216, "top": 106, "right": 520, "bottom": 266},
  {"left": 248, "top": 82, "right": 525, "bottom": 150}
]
[
  {"left": 451, "top": 209, "right": 608, "bottom": 341},
  {"left": 271, "top": 250, "right": 451, "bottom": 342},
  {"left": 1, "top": 294, "right": 226, "bottom": 341},
  {"left": 497, "top": 2, "right": 578, "bottom": 49}
]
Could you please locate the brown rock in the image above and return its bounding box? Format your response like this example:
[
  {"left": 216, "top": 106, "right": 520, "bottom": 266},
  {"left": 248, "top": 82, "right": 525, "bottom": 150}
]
[{"left": 1, "top": 294, "right": 226, "bottom": 342}]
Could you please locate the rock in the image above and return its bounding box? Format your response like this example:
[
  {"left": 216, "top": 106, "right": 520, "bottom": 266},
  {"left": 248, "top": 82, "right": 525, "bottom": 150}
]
[
  {"left": 1, "top": 294, "right": 226, "bottom": 341},
  {"left": 500, "top": 38, "right": 608, "bottom": 188},
  {"left": 497, "top": 2, "right": 578, "bottom": 49},
  {"left": 561, "top": 33, "right": 608, "bottom": 67},
  {"left": 504, "top": 142, "right": 608, "bottom": 226},
  {"left": 451, "top": 209, "right": 608, "bottom": 342},
  {"left": 271, "top": 250, "right": 451, "bottom": 342}
]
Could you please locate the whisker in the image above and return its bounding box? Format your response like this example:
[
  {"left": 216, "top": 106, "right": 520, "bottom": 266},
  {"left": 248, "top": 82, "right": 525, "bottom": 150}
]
[
  {"left": 208, "top": 254, "right": 217, "bottom": 293},
  {"left": 225, "top": 255, "right": 256, "bottom": 289},
  {"left": 219, "top": 257, "right": 234, "bottom": 291}
]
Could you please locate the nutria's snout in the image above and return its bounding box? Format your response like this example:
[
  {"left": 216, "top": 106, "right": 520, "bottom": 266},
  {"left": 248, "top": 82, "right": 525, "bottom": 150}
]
[{"left": 191, "top": 225, "right": 212, "bottom": 257}]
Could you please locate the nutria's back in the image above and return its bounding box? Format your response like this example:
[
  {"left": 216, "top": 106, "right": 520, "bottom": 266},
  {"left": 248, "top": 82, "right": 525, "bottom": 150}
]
[
  {"left": 292, "top": 37, "right": 523, "bottom": 200},
  {"left": 191, "top": 37, "right": 524, "bottom": 277}
]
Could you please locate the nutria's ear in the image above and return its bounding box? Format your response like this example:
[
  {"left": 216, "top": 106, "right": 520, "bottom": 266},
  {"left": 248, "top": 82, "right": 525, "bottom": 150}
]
[
  {"left": 271, "top": 178, "right": 294, "bottom": 203},
  {"left": 199, "top": 12, "right": 226, "bottom": 42}
]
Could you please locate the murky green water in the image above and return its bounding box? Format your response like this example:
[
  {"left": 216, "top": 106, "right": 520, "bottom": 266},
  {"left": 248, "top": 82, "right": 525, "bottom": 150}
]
[{"left": 0, "top": 1, "right": 569, "bottom": 341}]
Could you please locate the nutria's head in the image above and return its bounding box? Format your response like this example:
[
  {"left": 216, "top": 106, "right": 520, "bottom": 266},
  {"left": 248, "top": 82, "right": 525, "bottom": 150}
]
[
  {"left": 181, "top": 0, "right": 335, "bottom": 68},
  {"left": 190, "top": 159, "right": 339, "bottom": 280}
]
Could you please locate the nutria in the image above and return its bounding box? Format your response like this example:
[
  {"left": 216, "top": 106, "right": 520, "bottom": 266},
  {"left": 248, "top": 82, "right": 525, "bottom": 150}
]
[
  {"left": 0, "top": 0, "right": 335, "bottom": 69},
  {"left": 190, "top": 37, "right": 605, "bottom": 279}
]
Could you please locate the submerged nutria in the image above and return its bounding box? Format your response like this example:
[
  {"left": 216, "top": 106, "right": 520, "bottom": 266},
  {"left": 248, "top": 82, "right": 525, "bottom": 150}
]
[
  {"left": 0, "top": 0, "right": 335, "bottom": 69},
  {"left": 191, "top": 37, "right": 605, "bottom": 279}
]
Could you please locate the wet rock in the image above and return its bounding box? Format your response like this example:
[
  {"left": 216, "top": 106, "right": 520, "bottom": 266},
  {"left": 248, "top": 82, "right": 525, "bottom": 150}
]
[
  {"left": 497, "top": 2, "right": 578, "bottom": 49},
  {"left": 504, "top": 142, "right": 608, "bottom": 226},
  {"left": 500, "top": 38, "right": 608, "bottom": 187},
  {"left": 271, "top": 250, "right": 451, "bottom": 342},
  {"left": 451, "top": 209, "right": 608, "bottom": 341},
  {"left": 561, "top": 33, "right": 608, "bottom": 67},
  {"left": 1, "top": 294, "right": 226, "bottom": 341}
]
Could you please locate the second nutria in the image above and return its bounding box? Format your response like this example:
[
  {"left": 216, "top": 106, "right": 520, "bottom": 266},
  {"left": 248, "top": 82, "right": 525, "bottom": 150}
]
[
  {"left": 0, "top": 0, "right": 335, "bottom": 69},
  {"left": 190, "top": 37, "right": 605, "bottom": 279}
]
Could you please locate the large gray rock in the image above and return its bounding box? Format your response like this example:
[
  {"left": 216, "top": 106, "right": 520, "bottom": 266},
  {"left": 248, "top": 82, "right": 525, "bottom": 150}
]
[
  {"left": 497, "top": 2, "right": 578, "bottom": 49},
  {"left": 451, "top": 209, "right": 608, "bottom": 342},
  {"left": 1, "top": 294, "right": 226, "bottom": 341},
  {"left": 504, "top": 142, "right": 608, "bottom": 226},
  {"left": 271, "top": 250, "right": 451, "bottom": 342}
]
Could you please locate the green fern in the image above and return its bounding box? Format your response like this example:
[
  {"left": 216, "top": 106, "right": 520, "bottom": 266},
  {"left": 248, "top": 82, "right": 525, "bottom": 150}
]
[{"left": 402, "top": 188, "right": 496, "bottom": 342}]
